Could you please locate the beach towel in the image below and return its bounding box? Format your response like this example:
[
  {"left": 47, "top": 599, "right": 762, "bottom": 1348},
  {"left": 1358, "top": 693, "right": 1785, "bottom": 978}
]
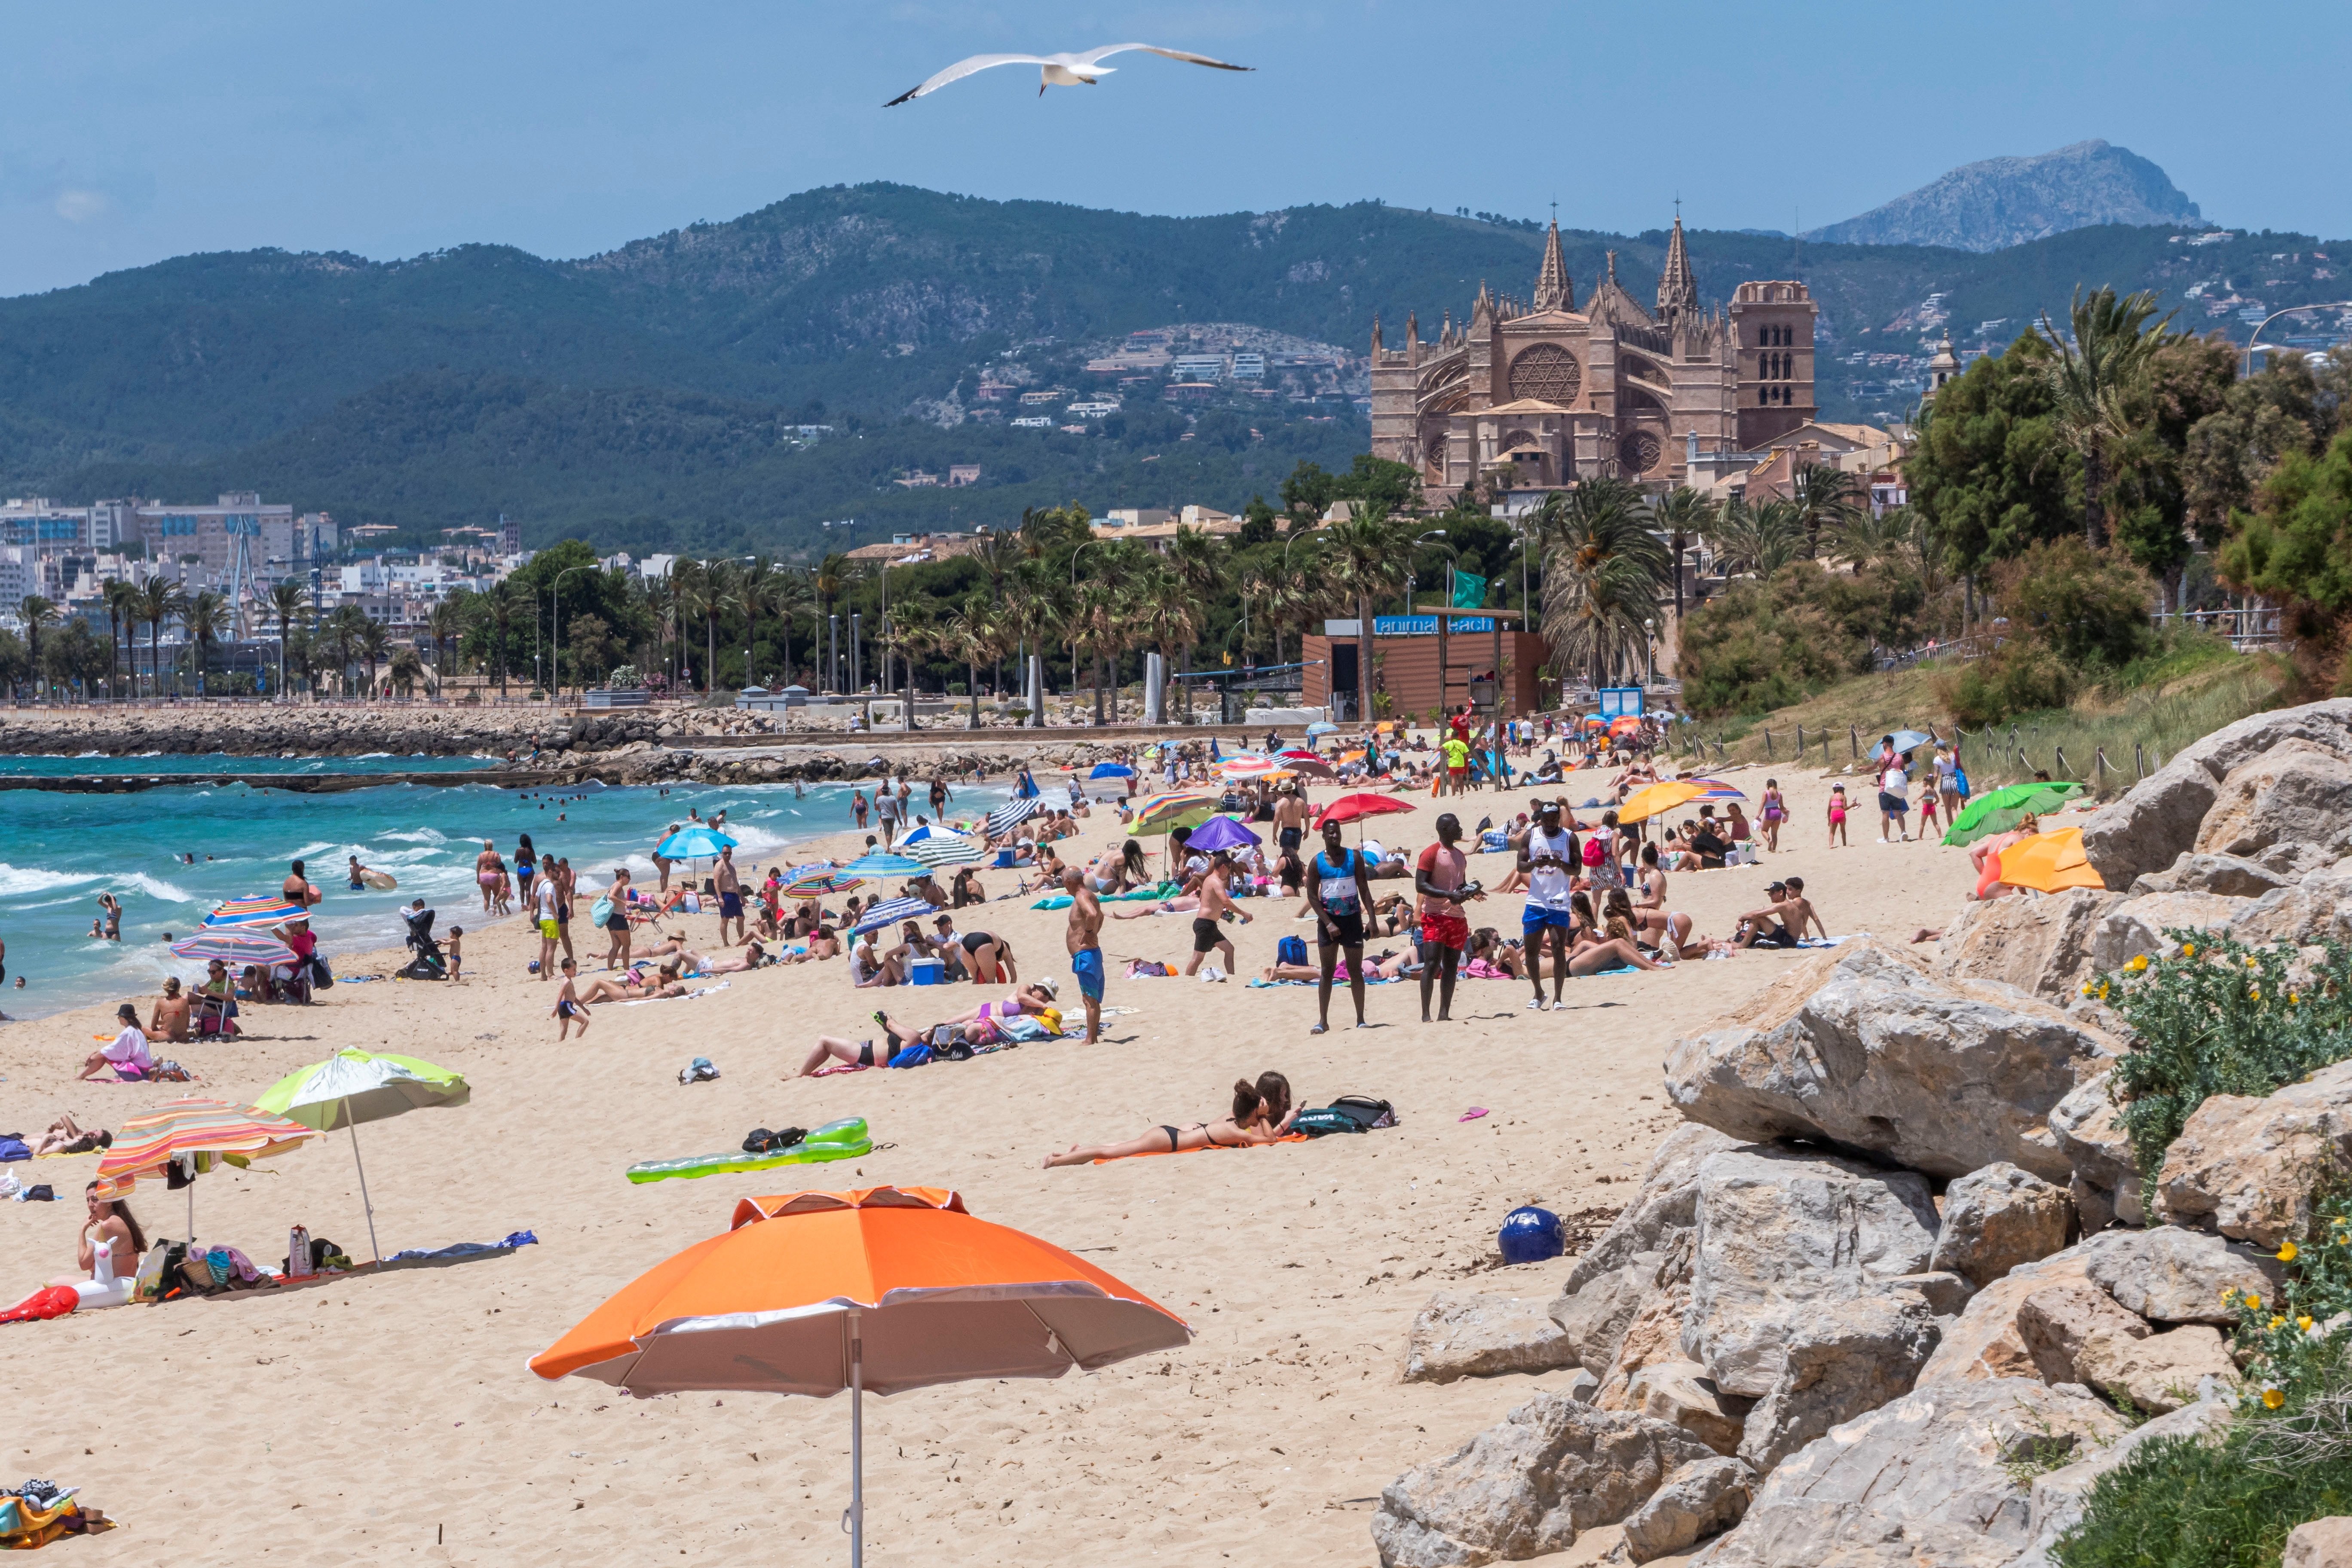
[
  {"left": 1092, "top": 1133, "right": 1311, "bottom": 1164},
  {"left": 1795, "top": 934, "right": 1861, "bottom": 948},
  {"left": 621, "top": 981, "right": 732, "bottom": 1005}
]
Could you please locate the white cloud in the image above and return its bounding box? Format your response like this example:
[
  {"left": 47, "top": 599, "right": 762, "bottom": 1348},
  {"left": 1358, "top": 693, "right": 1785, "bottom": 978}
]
[{"left": 53, "top": 187, "right": 110, "bottom": 223}]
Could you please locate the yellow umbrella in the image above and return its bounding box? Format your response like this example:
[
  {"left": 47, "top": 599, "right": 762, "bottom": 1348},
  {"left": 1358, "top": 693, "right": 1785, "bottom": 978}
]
[
  {"left": 1997, "top": 827, "right": 2107, "bottom": 893},
  {"left": 1617, "top": 778, "right": 1706, "bottom": 824}
]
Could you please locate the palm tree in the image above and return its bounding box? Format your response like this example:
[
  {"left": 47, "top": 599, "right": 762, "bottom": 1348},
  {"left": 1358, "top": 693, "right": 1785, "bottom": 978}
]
[
  {"left": 389, "top": 644, "right": 429, "bottom": 698},
  {"left": 102, "top": 579, "right": 140, "bottom": 701},
  {"left": 358, "top": 616, "right": 390, "bottom": 698},
  {"left": 269, "top": 579, "right": 309, "bottom": 701},
  {"left": 18, "top": 597, "right": 58, "bottom": 702},
  {"left": 138, "top": 578, "right": 187, "bottom": 699},
  {"left": 184, "top": 589, "right": 229, "bottom": 695},
  {"left": 470, "top": 582, "right": 525, "bottom": 695},
  {"left": 2036, "top": 285, "right": 2175, "bottom": 548},
  {"left": 1164, "top": 524, "right": 1228, "bottom": 719},
  {"left": 1000, "top": 562, "right": 1060, "bottom": 724},
  {"left": 766, "top": 567, "right": 813, "bottom": 688},
  {"left": 1322, "top": 506, "right": 1411, "bottom": 723},
  {"left": 1650, "top": 486, "right": 1718, "bottom": 625},
  {"left": 425, "top": 593, "right": 468, "bottom": 686},
  {"left": 1790, "top": 464, "right": 1864, "bottom": 561},
  {"left": 325, "top": 605, "right": 368, "bottom": 696},
  {"left": 730, "top": 556, "right": 781, "bottom": 689},
  {"left": 1532, "top": 477, "right": 1674, "bottom": 689},
  {"left": 811, "top": 552, "right": 850, "bottom": 690},
  {"left": 1710, "top": 497, "right": 1804, "bottom": 578}
]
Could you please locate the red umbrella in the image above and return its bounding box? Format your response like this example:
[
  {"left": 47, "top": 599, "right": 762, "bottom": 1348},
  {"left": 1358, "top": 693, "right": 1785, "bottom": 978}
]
[
  {"left": 1274, "top": 750, "right": 1337, "bottom": 779},
  {"left": 1314, "top": 793, "right": 1416, "bottom": 829}
]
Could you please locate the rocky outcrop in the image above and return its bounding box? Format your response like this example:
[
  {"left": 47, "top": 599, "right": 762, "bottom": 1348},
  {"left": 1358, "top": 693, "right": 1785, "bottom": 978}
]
[
  {"left": 1681, "top": 1147, "right": 1939, "bottom": 1398},
  {"left": 1403, "top": 1292, "right": 1584, "bottom": 1384},
  {"left": 1918, "top": 1250, "right": 2099, "bottom": 1385},
  {"left": 2082, "top": 1225, "right": 2283, "bottom": 1323},
  {"left": 2011, "top": 1393, "right": 2234, "bottom": 1566},
  {"left": 2194, "top": 740, "right": 2352, "bottom": 870},
  {"left": 1550, "top": 1258, "right": 1657, "bottom": 1380},
  {"left": 1734, "top": 1291, "right": 1942, "bottom": 1476},
  {"left": 2049, "top": 1072, "right": 2143, "bottom": 1232},
  {"left": 2014, "top": 1282, "right": 2150, "bottom": 1383},
  {"left": 2125, "top": 851, "right": 2295, "bottom": 899},
  {"left": 1621, "top": 1457, "right": 1754, "bottom": 1563},
  {"left": 2089, "top": 889, "right": 2256, "bottom": 971},
  {"left": 2156, "top": 1057, "right": 2352, "bottom": 1247},
  {"left": 1620, "top": 1360, "right": 1752, "bottom": 1455},
  {"left": 1664, "top": 941, "right": 2119, "bottom": 1182},
  {"left": 1694, "top": 1378, "right": 2127, "bottom": 1567},
  {"left": 1563, "top": 1124, "right": 1738, "bottom": 1294},
  {"left": 2078, "top": 698, "right": 2352, "bottom": 888},
  {"left": 1933, "top": 888, "right": 2116, "bottom": 1000},
  {"left": 1930, "top": 1162, "right": 2075, "bottom": 1287},
  {"left": 2285, "top": 1517, "right": 2352, "bottom": 1568},
  {"left": 2073, "top": 1323, "right": 2240, "bottom": 1413},
  {"left": 2230, "top": 858, "right": 2352, "bottom": 949},
  {"left": 1372, "top": 1394, "right": 1718, "bottom": 1567}
]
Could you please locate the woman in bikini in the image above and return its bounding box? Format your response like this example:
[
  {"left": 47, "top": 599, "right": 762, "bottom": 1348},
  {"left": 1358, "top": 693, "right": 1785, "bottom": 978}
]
[
  {"left": 572, "top": 964, "right": 687, "bottom": 1004},
  {"left": 1041, "top": 1072, "right": 1297, "bottom": 1168},
  {"left": 1759, "top": 781, "right": 1785, "bottom": 853},
  {"left": 1606, "top": 887, "right": 1692, "bottom": 960}
]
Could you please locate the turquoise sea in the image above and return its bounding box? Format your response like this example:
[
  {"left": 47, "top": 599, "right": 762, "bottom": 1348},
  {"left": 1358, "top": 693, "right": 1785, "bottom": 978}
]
[{"left": 0, "top": 759, "right": 1004, "bottom": 1021}]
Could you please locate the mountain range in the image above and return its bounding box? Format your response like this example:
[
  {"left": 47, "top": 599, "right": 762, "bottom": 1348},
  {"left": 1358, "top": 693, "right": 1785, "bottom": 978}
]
[
  {"left": 0, "top": 153, "right": 2333, "bottom": 558},
  {"left": 1806, "top": 140, "right": 2204, "bottom": 251}
]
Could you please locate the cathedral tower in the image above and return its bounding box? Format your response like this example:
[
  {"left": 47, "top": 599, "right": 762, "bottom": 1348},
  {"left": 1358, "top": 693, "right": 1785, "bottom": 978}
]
[
  {"left": 1531, "top": 218, "right": 1573, "bottom": 313},
  {"left": 1656, "top": 213, "right": 1699, "bottom": 325}
]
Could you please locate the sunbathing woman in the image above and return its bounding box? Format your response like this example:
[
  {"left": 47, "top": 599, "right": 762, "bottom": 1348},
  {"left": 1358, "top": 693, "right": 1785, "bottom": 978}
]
[
  {"left": 872, "top": 979, "right": 1058, "bottom": 1038},
  {"left": 1041, "top": 1072, "right": 1298, "bottom": 1168},
  {"left": 30, "top": 1113, "right": 110, "bottom": 1156},
  {"left": 1607, "top": 886, "right": 1693, "bottom": 960},
  {"left": 573, "top": 964, "right": 689, "bottom": 1004},
  {"left": 1260, "top": 948, "right": 1416, "bottom": 984},
  {"left": 1571, "top": 914, "right": 1670, "bottom": 975}
]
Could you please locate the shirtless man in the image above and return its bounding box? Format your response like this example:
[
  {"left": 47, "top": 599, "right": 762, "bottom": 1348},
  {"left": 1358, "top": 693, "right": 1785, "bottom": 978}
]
[
  {"left": 715, "top": 846, "right": 747, "bottom": 946},
  {"left": 1272, "top": 783, "right": 1310, "bottom": 861},
  {"left": 474, "top": 840, "right": 503, "bottom": 913},
  {"left": 1061, "top": 866, "right": 1105, "bottom": 1043},
  {"left": 1415, "top": 812, "right": 1485, "bottom": 1023},
  {"left": 282, "top": 859, "right": 321, "bottom": 910},
  {"left": 1734, "top": 876, "right": 1827, "bottom": 948},
  {"left": 1183, "top": 855, "right": 1247, "bottom": 978},
  {"left": 653, "top": 824, "right": 681, "bottom": 894}
]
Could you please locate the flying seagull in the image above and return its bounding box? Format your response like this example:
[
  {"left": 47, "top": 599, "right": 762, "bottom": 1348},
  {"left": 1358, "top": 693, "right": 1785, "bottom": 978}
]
[{"left": 885, "top": 43, "right": 1252, "bottom": 106}]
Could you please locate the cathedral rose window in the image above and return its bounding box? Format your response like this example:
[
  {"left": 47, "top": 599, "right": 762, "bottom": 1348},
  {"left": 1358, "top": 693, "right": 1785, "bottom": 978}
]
[
  {"left": 1617, "top": 430, "right": 1663, "bottom": 475},
  {"left": 1508, "top": 344, "right": 1582, "bottom": 405}
]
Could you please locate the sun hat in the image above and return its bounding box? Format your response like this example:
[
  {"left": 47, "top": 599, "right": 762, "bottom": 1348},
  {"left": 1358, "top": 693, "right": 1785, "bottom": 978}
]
[{"left": 1036, "top": 975, "right": 1060, "bottom": 999}]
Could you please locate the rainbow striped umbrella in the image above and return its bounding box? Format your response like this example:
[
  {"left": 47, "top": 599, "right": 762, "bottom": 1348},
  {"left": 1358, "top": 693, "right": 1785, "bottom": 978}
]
[
  {"left": 1682, "top": 778, "right": 1749, "bottom": 801},
  {"left": 171, "top": 930, "right": 299, "bottom": 968},
  {"left": 781, "top": 866, "right": 863, "bottom": 898},
  {"left": 1125, "top": 791, "right": 1219, "bottom": 836},
  {"left": 203, "top": 895, "right": 307, "bottom": 928},
  {"left": 95, "top": 1097, "right": 320, "bottom": 1238}
]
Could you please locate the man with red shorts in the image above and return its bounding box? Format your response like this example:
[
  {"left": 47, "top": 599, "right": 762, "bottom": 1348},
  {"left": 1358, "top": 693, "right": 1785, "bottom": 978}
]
[{"left": 1414, "top": 812, "right": 1484, "bottom": 1023}]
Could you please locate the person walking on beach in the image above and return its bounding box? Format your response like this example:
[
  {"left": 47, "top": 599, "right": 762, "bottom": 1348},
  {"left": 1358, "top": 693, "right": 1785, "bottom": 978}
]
[
  {"left": 1061, "top": 866, "right": 1105, "bottom": 1044},
  {"left": 551, "top": 959, "right": 590, "bottom": 1039},
  {"left": 715, "top": 846, "right": 746, "bottom": 946},
  {"left": 1184, "top": 856, "right": 1245, "bottom": 979},
  {"left": 552, "top": 858, "right": 578, "bottom": 967},
  {"left": 1519, "top": 799, "right": 1579, "bottom": 1012},
  {"left": 1758, "top": 781, "right": 1785, "bottom": 853},
  {"left": 475, "top": 840, "right": 502, "bottom": 913},
  {"left": 1273, "top": 782, "right": 1308, "bottom": 860},
  {"left": 852, "top": 790, "right": 870, "bottom": 830},
  {"left": 1933, "top": 744, "right": 1962, "bottom": 823},
  {"left": 1826, "top": 784, "right": 1850, "bottom": 848},
  {"left": 603, "top": 867, "right": 635, "bottom": 970},
  {"left": 515, "top": 835, "right": 537, "bottom": 904},
  {"left": 533, "top": 870, "right": 560, "bottom": 979},
  {"left": 1308, "top": 816, "right": 1375, "bottom": 1034},
  {"left": 1416, "top": 812, "right": 1484, "bottom": 1023},
  {"left": 875, "top": 782, "right": 902, "bottom": 848}
]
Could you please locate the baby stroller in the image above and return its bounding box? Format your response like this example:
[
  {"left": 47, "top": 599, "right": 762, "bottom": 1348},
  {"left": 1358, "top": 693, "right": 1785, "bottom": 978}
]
[{"left": 398, "top": 905, "right": 448, "bottom": 981}]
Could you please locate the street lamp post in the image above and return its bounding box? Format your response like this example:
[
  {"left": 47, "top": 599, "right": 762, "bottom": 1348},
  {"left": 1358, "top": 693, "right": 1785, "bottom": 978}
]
[
  {"left": 1067, "top": 538, "right": 1098, "bottom": 724},
  {"left": 548, "top": 563, "right": 593, "bottom": 707},
  {"left": 2244, "top": 303, "right": 2352, "bottom": 378}
]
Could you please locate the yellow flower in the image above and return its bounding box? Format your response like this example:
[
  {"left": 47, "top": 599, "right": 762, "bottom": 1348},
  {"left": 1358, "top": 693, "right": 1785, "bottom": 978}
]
[
  {"left": 2222, "top": 1286, "right": 2240, "bottom": 1303},
  {"left": 2127, "top": 954, "right": 2150, "bottom": 972},
  {"left": 2279, "top": 1242, "right": 2300, "bottom": 1263},
  {"left": 2264, "top": 1387, "right": 2286, "bottom": 1409},
  {"left": 2271, "top": 1315, "right": 2287, "bottom": 1330},
  {"left": 2291, "top": 992, "right": 2301, "bottom": 1005},
  {"left": 2081, "top": 983, "right": 2096, "bottom": 996},
  {"left": 2183, "top": 942, "right": 2197, "bottom": 957},
  {"left": 2300, "top": 1316, "right": 2315, "bottom": 1332},
  {"left": 2098, "top": 981, "right": 2112, "bottom": 1001},
  {"left": 2246, "top": 1292, "right": 2263, "bottom": 1310},
  {"left": 2246, "top": 956, "right": 2260, "bottom": 969}
]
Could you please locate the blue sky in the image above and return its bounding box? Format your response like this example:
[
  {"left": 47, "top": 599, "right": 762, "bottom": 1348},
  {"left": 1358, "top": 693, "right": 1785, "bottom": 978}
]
[{"left": 4, "top": 1, "right": 2346, "bottom": 298}]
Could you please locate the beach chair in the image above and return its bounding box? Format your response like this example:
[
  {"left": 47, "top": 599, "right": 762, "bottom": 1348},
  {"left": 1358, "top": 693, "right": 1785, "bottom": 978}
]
[{"left": 194, "top": 992, "right": 241, "bottom": 1038}]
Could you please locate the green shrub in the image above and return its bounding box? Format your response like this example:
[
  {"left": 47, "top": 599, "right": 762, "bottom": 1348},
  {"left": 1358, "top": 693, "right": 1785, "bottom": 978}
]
[
  {"left": 2095, "top": 934, "right": 2352, "bottom": 1184},
  {"left": 1680, "top": 560, "right": 1926, "bottom": 717},
  {"left": 2000, "top": 536, "right": 2158, "bottom": 671},
  {"left": 1941, "top": 640, "right": 2076, "bottom": 726}
]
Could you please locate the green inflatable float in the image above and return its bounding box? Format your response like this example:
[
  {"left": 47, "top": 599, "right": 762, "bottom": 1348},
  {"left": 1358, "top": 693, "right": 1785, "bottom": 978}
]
[{"left": 625, "top": 1117, "right": 873, "bottom": 1184}]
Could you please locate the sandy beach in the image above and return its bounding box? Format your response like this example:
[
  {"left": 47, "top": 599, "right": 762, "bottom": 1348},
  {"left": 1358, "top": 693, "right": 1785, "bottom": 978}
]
[{"left": 0, "top": 758, "right": 1997, "bottom": 1565}]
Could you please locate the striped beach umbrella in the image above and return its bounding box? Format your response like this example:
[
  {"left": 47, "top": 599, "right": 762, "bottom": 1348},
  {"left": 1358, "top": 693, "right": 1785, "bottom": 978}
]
[
  {"left": 781, "top": 867, "right": 864, "bottom": 898},
  {"left": 904, "top": 830, "right": 984, "bottom": 870},
  {"left": 1125, "top": 790, "right": 1218, "bottom": 836},
  {"left": 984, "top": 798, "right": 1041, "bottom": 835},
  {"left": 1682, "top": 778, "right": 1749, "bottom": 801},
  {"left": 170, "top": 930, "right": 299, "bottom": 968},
  {"left": 203, "top": 895, "right": 307, "bottom": 928},
  {"left": 851, "top": 894, "right": 939, "bottom": 936},
  {"left": 95, "top": 1097, "right": 321, "bottom": 1236},
  {"left": 842, "top": 852, "right": 926, "bottom": 880}
]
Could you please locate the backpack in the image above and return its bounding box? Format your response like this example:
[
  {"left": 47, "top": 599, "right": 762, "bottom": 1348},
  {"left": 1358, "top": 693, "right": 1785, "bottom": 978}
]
[
  {"left": 1292, "top": 1095, "right": 1398, "bottom": 1137},
  {"left": 1582, "top": 836, "right": 1607, "bottom": 867},
  {"left": 1275, "top": 934, "right": 1308, "bottom": 967},
  {"left": 741, "top": 1127, "right": 807, "bottom": 1155}
]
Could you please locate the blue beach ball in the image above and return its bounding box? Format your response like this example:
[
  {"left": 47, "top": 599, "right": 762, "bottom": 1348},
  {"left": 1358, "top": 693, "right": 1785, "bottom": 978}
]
[{"left": 1498, "top": 1205, "right": 1565, "bottom": 1265}]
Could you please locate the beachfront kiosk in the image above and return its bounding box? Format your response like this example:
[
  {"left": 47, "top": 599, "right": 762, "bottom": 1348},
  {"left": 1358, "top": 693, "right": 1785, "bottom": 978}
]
[{"left": 1302, "top": 609, "right": 1544, "bottom": 724}]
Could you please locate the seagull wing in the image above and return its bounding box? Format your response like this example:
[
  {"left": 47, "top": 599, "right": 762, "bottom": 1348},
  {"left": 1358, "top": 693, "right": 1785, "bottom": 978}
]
[
  {"left": 1066, "top": 42, "right": 1253, "bottom": 73},
  {"left": 884, "top": 53, "right": 1054, "bottom": 106}
]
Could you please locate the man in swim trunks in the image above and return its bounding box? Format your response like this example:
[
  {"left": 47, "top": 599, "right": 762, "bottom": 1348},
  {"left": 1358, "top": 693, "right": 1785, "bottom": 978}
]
[
  {"left": 1273, "top": 782, "right": 1308, "bottom": 858},
  {"left": 1061, "top": 866, "right": 1104, "bottom": 1043},
  {"left": 533, "top": 870, "right": 560, "bottom": 980},
  {"left": 1183, "top": 854, "right": 1245, "bottom": 979},
  {"left": 1519, "top": 799, "right": 1580, "bottom": 1011},
  {"left": 1308, "top": 816, "right": 1376, "bottom": 1033},
  {"left": 1415, "top": 812, "right": 1484, "bottom": 1022},
  {"left": 715, "top": 845, "right": 746, "bottom": 946}
]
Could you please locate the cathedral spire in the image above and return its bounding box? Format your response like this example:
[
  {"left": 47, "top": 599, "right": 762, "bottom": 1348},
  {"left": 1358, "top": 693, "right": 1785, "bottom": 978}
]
[
  {"left": 1657, "top": 211, "right": 1699, "bottom": 324},
  {"left": 1531, "top": 217, "right": 1572, "bottom": 312},
  {"left": 1371, "top": 314, "right": 1384, "bottom": 355}
]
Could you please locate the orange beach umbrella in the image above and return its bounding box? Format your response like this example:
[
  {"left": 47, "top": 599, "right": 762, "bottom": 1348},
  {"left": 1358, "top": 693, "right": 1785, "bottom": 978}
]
[
  {"left": 530, "top": 1186, "right": 1191, "bottom": 1565},
  {"left": 1617, "top": 778, "right": 1706, "bottom": 824},
  {"left": 1997, "top": 825, "right": 2108, "bottom": 894}
]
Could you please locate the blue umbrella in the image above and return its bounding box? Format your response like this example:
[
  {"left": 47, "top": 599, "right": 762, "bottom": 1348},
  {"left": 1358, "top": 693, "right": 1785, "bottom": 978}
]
[
  {"left": 1185, "top": 815, "right": 1261, "bottom": 853},
  {"left": 843, "top": 853, "right": 926, "bottom": 879},
  {"left": 1885, "top": 729, "right": 1936, "bottom": 754},
  {"left": 1089, "top": 762, "right": 1136, "bottom": 779},
  {"left": 655, "top": 826, "right": 738, "bottom": 860},
  {"left": 851, "top": 894, "right": 938, "bottom": 936},
  {"left": 1305, "top": 721, "right": 1338, "bottom": 736}
]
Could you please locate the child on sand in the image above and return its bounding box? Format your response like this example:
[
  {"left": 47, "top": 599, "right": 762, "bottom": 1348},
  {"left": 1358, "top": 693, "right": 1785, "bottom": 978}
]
[
  {"left": 551, "top": 959, "right": 590, "bottom": 1039},
  {"left": 1759, "top": 780, "right": 1785, "bottom": 853},
  {"left": 445, "top": 925, "right": 464, "bottom": 982},
  {"left": 1826, "top": 784, "right": 1849, "bottom": 848}
]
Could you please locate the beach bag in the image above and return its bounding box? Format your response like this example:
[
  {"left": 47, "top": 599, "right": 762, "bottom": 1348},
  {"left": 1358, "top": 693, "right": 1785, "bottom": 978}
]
[
  {"left": 1292, "top": 1095, "right": 1398, "bottom": 1137},
  {"left": 886, "top": 1043, "right": 933, "bottom": 1069},
  {"left": 310, "top": 956, "right": 334, "bottom": 990},
  {"left": 589, "top": 897, "right": 614, "bottom": 927},
  {"left": 1275, "top": 934, "right": 1308, "bottom": 967},
  {"left": 1581, "top": 836, "right": 1606, "bottom": 867}
]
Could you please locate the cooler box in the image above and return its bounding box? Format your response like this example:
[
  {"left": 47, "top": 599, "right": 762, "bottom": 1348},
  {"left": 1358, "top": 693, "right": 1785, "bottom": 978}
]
[
  {"left": 907, "top": 958, "right": 944, "bottom": 986},
  {"left": 994, "top": 849, "right": 1017, "bottom": 868}
]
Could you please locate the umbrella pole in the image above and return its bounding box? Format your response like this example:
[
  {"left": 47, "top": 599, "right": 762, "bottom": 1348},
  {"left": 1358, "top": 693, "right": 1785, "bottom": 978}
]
[
  {"left": 347, "top": 1111, "right": 382, "bottom": 1264},
  {"left": 848, "top": 1308, "right": 866, "bottom": 1567}
]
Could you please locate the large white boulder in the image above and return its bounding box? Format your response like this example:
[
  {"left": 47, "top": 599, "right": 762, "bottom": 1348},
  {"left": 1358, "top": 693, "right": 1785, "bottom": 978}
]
[
  {"left": 1734, "top": 1290, "right": 1942, "bottom": 1476},
  {"left": 1404, "top": 1292, "right": 1585, "bottom": 1384},
  {"left": 1681, "top": 1147, "right": 1939, "bottom": 1398},
  {"left": 2156, "top": 1058, "right": 2352, "bottom": 1247},
  {"left": 1621, "top": 1457, "right": 1755, "bottom": 1564},
  {"left": 2082, "top": 1225, "right": 2283, "bottom": 1324},
  {"left": 1929, "top": 1162, "right": 2076, "bottom": 1287},
  {"left": 2073, "top": 1323, "right": 2241, "bottom": 1414},
  {"left": 1563, "top": 1123, "right": 1740, "bottom": 1295},
  {"left": 1933, "top": 888, "right": 2116, "bottom": 999},
  {"left": 2089, "top": 889, "right": 2257, "bottom": 971},
  {"left": 1663, "top": 941, "right": 2120, "bottom": 1182},
  {"left": 2194, "top": 740, "right": 2352, "bottom": 870},
  {"left": 2078, "top": 698, "right": 2352, "bottom": 888}
]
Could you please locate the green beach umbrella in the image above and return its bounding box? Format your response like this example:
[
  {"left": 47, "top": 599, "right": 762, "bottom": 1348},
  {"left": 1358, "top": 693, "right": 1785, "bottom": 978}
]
[
  {"left": 1941, "top": 781, "right": 2086, "bottom": 847},
  {"left": 254, "top": 1049, "right": 471, "bottom": 1263}
]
